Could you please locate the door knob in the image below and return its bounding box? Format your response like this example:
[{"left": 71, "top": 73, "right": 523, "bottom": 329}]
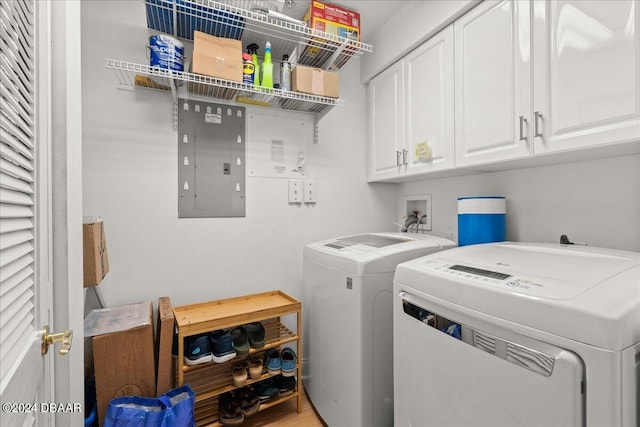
[{"left": 41, "top": 325, "right": 73, "bottom": 355}]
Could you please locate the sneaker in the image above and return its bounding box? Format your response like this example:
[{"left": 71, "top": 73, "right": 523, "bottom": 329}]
[
  {"left": 254, "top": 378, "right": 279, "bottom": 401},
  {"left": 280, "top": 347, "right": 296, "bottom": 377},
  {"left": 275, "top": 375, "right": 296, "bottom": 393},
  {"left": 210, "top": 330, "right": 237, "bottom": 363},
  {"left": 218, "top": 392, "right": 244, "bottom": 425},
  {"left": 265, "top": 349, "right": 282, "bottom": 375},
  {"left": 230, "top": 326, "right": 250, "bottom": 356},
  {"left": 248, "top": 357, "right": 263, "bottom": 380},
  {"left": 184, "top": 334, "right": 213, "bottom": 366},
  {"left": 245, "top": 322, "right": 265, "bottom": 349}
]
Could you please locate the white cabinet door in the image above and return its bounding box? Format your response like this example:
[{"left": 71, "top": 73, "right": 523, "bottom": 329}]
[
  {"left": 533, "top": 0, "right": 640, "bottom": 154},
  {"left": 404, "top": 25, "right": 455, "bottom": 175},
  {"left": 368, "top": 61, "right": 404, "bottom": 181},
  {"left": 455, "top": 0, "right": 532, "bottom": 167}
]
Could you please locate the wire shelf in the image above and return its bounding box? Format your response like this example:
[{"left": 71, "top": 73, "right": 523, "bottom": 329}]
[
  {"left": 145, "top": 0, "right": 372, "bottom": 71},
  {"left": 105, "top": 59, "right": 344, "bottom": 114}
]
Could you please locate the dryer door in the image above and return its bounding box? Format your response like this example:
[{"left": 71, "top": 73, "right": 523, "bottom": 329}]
[{"left": 393, "top": 289, "right": 585, "bottom": 427}]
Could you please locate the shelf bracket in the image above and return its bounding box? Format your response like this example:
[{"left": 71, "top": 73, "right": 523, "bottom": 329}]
[
  {"left": 322, "top": 40, "right": 350, "bottom": 71},
  {"left": 313, "top": 107, "right": 332, "bottom": 144},
  {"left": 173, "top": 101, "right": 178, "bottom": 130}
]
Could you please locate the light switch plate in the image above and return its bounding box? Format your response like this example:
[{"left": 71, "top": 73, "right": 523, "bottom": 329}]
[
  {"left": 288, "top": 179, "right": 303, "bottom": 203},
  {"left": 304, "top": 179, "right": 317, "bottom": 203}
]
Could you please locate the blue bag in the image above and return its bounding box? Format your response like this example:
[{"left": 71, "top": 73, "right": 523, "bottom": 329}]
[{"left": 104, "top": 384, "right": 195, "bottom": 427}]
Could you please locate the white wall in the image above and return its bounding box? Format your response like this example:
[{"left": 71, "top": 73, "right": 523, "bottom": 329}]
[
  {"left": 81, "top": 1, "right": 397, "bottom": 308},
  {"left": 397, "top": 154, "right": 640, "bottom": 252}
]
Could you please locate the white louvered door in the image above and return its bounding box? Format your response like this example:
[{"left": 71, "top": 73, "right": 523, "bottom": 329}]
[{"left": 0, "top": 0, "right": 53, "bottom": 425}]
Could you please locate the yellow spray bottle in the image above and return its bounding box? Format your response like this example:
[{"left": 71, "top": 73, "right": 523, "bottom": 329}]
[{"left": 261, "top": 41, "right": 273, "bottom": 89}]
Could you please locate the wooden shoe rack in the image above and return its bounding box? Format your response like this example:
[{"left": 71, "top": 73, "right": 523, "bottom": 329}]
[{"left": 173, "top": 290, "right": 302, "bottom": 426}]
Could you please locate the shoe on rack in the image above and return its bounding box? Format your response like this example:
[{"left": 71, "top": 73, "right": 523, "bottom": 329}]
[
  {"left": 230, "top": 326, "right": 250, "bottom": 356},
  {"left": 218, "top": 392, "right": 244, "bottom": 426},
  {"left": 275, "top": 375, "right": 297, "bottom": 393},
  {"left": 248, "top": 357, "right": 263, "bottom": 380},
  {"left": 233, "top": 386, "right": 260, "bottom": 416},
  {"left": 264, "top": 348, "right": 282, "bottom": 376},
  {"left": 245, "top": 322, "right": 265, "bottom": 349},
  {"left": 184, "top": 333, "right": 213, "bottom": 366},
  {"left": 254, "top": 378, "right": 280, "bottom": 401},
  {"left": 232, "top": 361, "right": 248, "bottom": 388},
  {"left": 210, "top": 330, "right": 237, "bottom": 363},
  {"left": 280, "top": 347, "right": 296, "bottom": 377}
]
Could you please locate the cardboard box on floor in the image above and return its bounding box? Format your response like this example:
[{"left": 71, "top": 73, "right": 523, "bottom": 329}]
[
  {"left": 86, "top": 301, "right": 155, "bottom": 427},
  {"left": 83, "top": 217, "right": 109, "bottom": 287},
  {"left": 155, "top": 297, "right": 175, "bottom": 396},
  {"left": 191, "top": 30, "right": 243, "bottom": 82},
  {"left": 292, "top": 65, "right": 339, "bottom": 98}
]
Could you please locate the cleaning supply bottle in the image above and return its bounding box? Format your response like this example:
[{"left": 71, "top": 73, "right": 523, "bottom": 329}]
[
  {"left": 247, "top": 43, "right": 260, "bottom": 86},
  {"left": 280, "top": 54, "right": 291, "bottom": 91},
  {"left": 242, "top": 53, "right": 254, "bottom": 84},
  {"left": 261, "top": 41, "right": 273, "bottom": 89}
]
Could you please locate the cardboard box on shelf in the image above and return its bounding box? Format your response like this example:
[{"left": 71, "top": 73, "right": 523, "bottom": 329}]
[
  {"left": 86, "top": 301, "right": 155, "bottom": 427},
  {"left": 300, "top": 1, "right": 361, "bottom": 69},
  {"left": 155, "top": 297, "right": 175, "bottom": 396},
  {"left": 304, "top": 0, "right": 360, "bottom": 41},
  {"left": 83, "top": 217, "right": 109, "bottom": 287},
  {"left": 191, "top": 31, "right": 243, "bottom": 82},
  {"left": 292, "top": 65, "right": 339, "bottom": 98}
]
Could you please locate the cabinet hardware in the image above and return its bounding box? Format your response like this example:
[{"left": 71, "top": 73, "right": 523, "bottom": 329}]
[
  {"left": 396, "top": 150, "right": 402, "bottom": 166},
  {"left": 402, "top": 149, "right": 408, "bottom": 165},
  {"left": 519, "top": 116, "right": 527, "bottom": 141},
  {"left": 534, "top": 111, "right": 543, "bottom": 138}
]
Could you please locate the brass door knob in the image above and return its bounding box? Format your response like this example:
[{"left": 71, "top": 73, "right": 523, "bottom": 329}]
[{"left": 41, "top": 325, "right": 73, "bottom": 355}]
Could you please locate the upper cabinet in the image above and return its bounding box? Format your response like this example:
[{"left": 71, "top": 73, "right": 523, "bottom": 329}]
[
  {"left": 367, "top": 26, "right": 454, "bottom": 182},
  {"left": 405, "top": 26, "right": 455, "bottom": 175},
  {"left": 368, "top": 0, "right": 639, "bottom": 182},
  {"left": 454, "top": 0, "right": 532, "bottom": 167},
  {"left": 367, "top": 61, "right": 404, "bottom": 181},
  {"left": 532, "top": 0, "right": 640, "bottom": 154}
]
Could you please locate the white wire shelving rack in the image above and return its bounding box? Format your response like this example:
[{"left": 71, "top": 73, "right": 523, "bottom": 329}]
[{"left": 105, "top": 0, "right": 371, "bottom": 137}]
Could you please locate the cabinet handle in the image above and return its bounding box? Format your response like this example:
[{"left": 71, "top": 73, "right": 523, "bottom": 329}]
[
  {"left": 396, "top": 150, "right": 402, "bottom": 166},
  {"left": 534, "top": 111, "right": 543, "bottom": 138},
  {"left": 519, "top": 116, "right": 527, "bottom": 141},
  {"left": 402, "top": 149, "right": 408, "bottom": 165}
]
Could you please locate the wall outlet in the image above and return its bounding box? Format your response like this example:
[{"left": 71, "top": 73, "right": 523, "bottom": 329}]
[
  {"left": 304, "top": 179, "right": 317, "bottom": 203},
  {"left": 288, "top": 179, "right": 303, "bottom": 203}
]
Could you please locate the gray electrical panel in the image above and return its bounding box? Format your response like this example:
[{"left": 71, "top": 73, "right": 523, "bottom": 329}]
[{"left": 178, "top": 99, "right": 245, "bottom": 218}]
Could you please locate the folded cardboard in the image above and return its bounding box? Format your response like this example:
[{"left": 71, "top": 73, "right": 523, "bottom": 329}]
[
  {"left": 292, "top": 65, "right": 339, "bottom": 98},
  {"left": 89, "top": 301, "right": 155, "bottom": 427},
  {"left": 155, "top": 297, "right": 175, "bottom": 396},
  {"left": 192, "top": 31, "right": 242, "bottom": 82},
  {"left": 83, "top": 217, "right": 109, "bottom": 287}
]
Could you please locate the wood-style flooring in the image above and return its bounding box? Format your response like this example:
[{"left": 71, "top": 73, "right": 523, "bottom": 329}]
[{"left": 241, "top": 387, "right": 325, "bottom": 427}]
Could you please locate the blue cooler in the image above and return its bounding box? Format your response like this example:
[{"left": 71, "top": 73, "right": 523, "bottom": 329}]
[{"left": 458, "top": 196, "right": 506, "bottom": 246}]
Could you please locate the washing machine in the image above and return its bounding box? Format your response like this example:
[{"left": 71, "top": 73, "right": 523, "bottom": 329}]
[
  {"left": 303, "top": 232, "right": 456, "bottom": 427},
  {"left": 393, "top": 242, "right": 640, "bottom": 427}
]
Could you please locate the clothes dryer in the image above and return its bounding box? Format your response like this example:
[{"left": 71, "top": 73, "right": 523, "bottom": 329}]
[
  {"left": 303, "top": 232, "right": 455, "bottom": 427},
  {"left": 393, "top": 242, "right": 640, "bottom": 427}
]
